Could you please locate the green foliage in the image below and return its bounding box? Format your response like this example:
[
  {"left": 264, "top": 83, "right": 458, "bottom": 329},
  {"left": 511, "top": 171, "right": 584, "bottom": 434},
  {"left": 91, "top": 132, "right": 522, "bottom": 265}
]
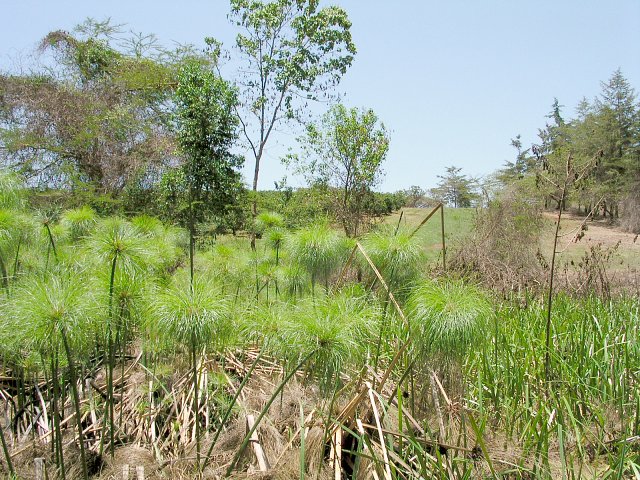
[
  {"left": 254, "top": 211, "right": 284, "bottom": 234},
  {"left": 499, "top": 70, "right": 640, "bottom": 228},
  {"left": 430, "top": 165, "right": 480, "bottom": 208},
  {"left": 274, "top": 262, "right": 307, "bottom": 298},
  {"left": 302, "top": 290, "right": 376, "bottom": 368},
  {"left": 0, "top": 178, "right": 39, "bottom": 287},
  {"left": 231, "top": 0, "right": 355, "bottom": 98},
  {"left": 0, "top": 170, "right": 26, "bottom": 210},
  {"left": 281, "top": 286, "right": 379, "bottom": 389},
  {"left": 60, "top": 205, "right": 97, "bottom": 241},
  {"left": 0, "top": 23, "right": 183, "bottom": 193},
  {"left": 11, "top": 273, "right": 94, "bottom": 356},
  {"left": 156, "top": 59, "right": 245, "bottom": 261},
  {"left": 173, "top": 60, "right": 242, "bottom": 225},
  {"left": 407, "top": 279, "right": 491, "bottom": 361},
  {"left": 130, "top": 215, "right": 186, "bottom": 274},
  {"left": 466, "top": 297, "right": 639, "bottom": 468},
  {"left": 360, "top": 224, "right": 424, "bottom": 291},
  {"left": 290, "top": 103, "right": 389, "bottom": 236},
  {"left": 255, "top": 186, "right": 333, "bottom": 228},
  {"left": 0, "top": 185, "right": 638, "bottom": 477},
  {"left": 83, "top": 217, "right": 152, "bottom": 274},
  {"left": 151, "top": 276, "right": 231, "bottom": 351},
  {"left": 229, "top": 0, "right": 356, "bottom": 217},
  {"left": 286, "top": 221, "right": 346, "bottom": 289}
]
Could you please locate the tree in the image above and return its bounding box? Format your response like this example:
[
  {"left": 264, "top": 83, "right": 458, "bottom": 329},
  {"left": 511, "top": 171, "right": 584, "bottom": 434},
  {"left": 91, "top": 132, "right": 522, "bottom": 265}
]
[
  {"left": 171, "top": 60, "right": 242, "bottom": 284},
  {"left": 228, "top": 0, "right": 356, "bottom": 245},
  {"left": 590, "top": 69, "right": 640, "bottom": 218},
  {"left": 0, "top": 21, "right": 179, "bottom": 193},
  {"left": 403, "top": 185, "right": 428, "bottom": 207},
  {"left": 291, "top": 104, "right": 389, "bottom": 237},
  {"left": 430, "top": 166, "right": 478, "bottom": 208},
  {"left": 498, "top": 135, "right": 537, "bottom": 184}
]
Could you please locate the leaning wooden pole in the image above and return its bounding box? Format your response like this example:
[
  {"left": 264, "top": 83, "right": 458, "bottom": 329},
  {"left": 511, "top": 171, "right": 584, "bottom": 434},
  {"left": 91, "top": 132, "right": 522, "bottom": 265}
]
[
  {"left": 409, "top": 202, "right": 443, "bottom": 239},
  {"left": 408, "top": 202, "right": 446, "bottom": 269}
]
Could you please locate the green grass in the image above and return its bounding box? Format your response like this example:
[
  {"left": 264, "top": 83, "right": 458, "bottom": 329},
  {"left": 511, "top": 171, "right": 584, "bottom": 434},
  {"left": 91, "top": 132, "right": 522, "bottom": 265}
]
[
  {"left": 386, "top": 207, "right": 476, "bottom": 262},
  {"left": 389, "top": 207, "right": 640, "bottom": 275}
]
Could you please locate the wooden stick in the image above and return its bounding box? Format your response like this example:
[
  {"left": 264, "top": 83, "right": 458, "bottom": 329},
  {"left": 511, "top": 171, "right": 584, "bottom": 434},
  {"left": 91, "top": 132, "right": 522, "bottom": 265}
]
[
  {"left": 440, "top": 202, "right": 446, "bottom": 270},
  {"left": 35, "top": 384, "right": 49, "bottom": 434},
  {"left": 333, "top": 428, "right": 342, "bottom": 480},
  {"left": 332, "top": 337, "right": 411, "bottom": 434},
  {"left": 246, "top": 414, "right": 270, "bottom": 472},
  {"left": 333, "top": 244, "right": 358, "bottom": 292},
  {"left": 431, "top": 370, "right": 451, "bottom": 407},
  {"left": 34, "top": 458, "right": 45, "bottom": 480},
  {"left": 355, "top": 418, "right": 380, "bottom": 480},
  {"left": 367, "top": 384, "right": 392, "bottom": 480},
  {"left": 409, "top": 203, "right": 442, "bottom": 239},
  {"left": 430, "top": 373, "right": 446, "bottom": 441},
  {"left": 356, "top": 242, "right": 407, "bottom": 325}
]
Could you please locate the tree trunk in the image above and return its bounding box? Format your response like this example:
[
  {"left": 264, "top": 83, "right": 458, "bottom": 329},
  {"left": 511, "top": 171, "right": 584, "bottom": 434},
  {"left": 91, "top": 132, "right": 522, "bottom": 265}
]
[{"left": 250, "top": 150, "right": 263, "bottom": 251}]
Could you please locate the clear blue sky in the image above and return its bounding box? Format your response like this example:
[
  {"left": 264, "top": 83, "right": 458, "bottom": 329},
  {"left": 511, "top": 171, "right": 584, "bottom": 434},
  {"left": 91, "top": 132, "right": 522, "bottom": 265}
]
[{"left": 1, "top": 1, "right": 639, "bottom": 191}]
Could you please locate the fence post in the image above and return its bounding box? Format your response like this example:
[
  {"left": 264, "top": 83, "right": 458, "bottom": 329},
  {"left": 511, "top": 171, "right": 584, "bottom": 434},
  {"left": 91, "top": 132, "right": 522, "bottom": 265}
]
[{"left": 34, "top": 457, "right": 45, "bottom": 480}]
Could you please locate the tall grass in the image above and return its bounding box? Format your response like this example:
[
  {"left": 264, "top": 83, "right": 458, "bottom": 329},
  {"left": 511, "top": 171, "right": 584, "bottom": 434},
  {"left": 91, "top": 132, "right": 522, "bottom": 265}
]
[
  {"left": 407, "top": 279, "right": 491, "bottom": 361},
  {"left": 465, "top": 296, "right": 639, "bottom": 477},
  {"left": 286, "top": 222, "right": 346, "bottom": 293},
  {"left": 84, "top": 217, "right": 152, "bottom": 457}
]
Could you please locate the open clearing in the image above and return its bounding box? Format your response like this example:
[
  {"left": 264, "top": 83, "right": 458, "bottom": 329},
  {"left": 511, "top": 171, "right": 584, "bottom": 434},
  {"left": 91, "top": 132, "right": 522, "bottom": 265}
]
[{"left": 389, "top": 207, "right": 640, "bottom": 279}]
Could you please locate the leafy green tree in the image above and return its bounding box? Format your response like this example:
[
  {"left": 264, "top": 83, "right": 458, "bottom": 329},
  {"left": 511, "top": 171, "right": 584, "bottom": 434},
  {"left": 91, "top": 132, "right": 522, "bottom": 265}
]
[
  {"left": 290, "top": 104, "right": 389, "bottom": 237},
  {"left": 171, "top": 60, "right": 242, "bottom": 283},
  {"left": 430, "top": 166, "right": 479, "bottom": 208},
  {"left": 590, "top": 70, "right": 639, "bottom": 218},
  {"left": 526, "top": 74, "right": 639, "bottom": 220},
  {"left": 498, "top": 135, "right": 537, "bottom": 184},
  {"left": 228, "top": 0, "right": 356, "bottom": 244}
]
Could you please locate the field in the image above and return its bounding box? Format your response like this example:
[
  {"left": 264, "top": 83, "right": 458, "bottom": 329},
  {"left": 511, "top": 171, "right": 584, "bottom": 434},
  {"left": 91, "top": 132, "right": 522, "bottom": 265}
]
[
  {"left": 390, "top": 207, "right": 640, "bottom": 286},
  {"left": 0, "top": 201, "right": 638, "bottom": 479}
]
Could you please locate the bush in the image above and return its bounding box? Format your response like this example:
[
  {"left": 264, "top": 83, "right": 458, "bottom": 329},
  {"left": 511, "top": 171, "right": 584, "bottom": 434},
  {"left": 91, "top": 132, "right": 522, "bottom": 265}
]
[{"left": 452, "top": 185, "right": 545, "bottom": 294}]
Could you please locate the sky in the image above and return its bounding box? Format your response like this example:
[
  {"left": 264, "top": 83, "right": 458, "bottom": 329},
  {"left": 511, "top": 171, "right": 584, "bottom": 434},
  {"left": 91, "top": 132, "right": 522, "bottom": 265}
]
[{"left": 1, "top": 0, "right": 639, "bottom": 192}]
